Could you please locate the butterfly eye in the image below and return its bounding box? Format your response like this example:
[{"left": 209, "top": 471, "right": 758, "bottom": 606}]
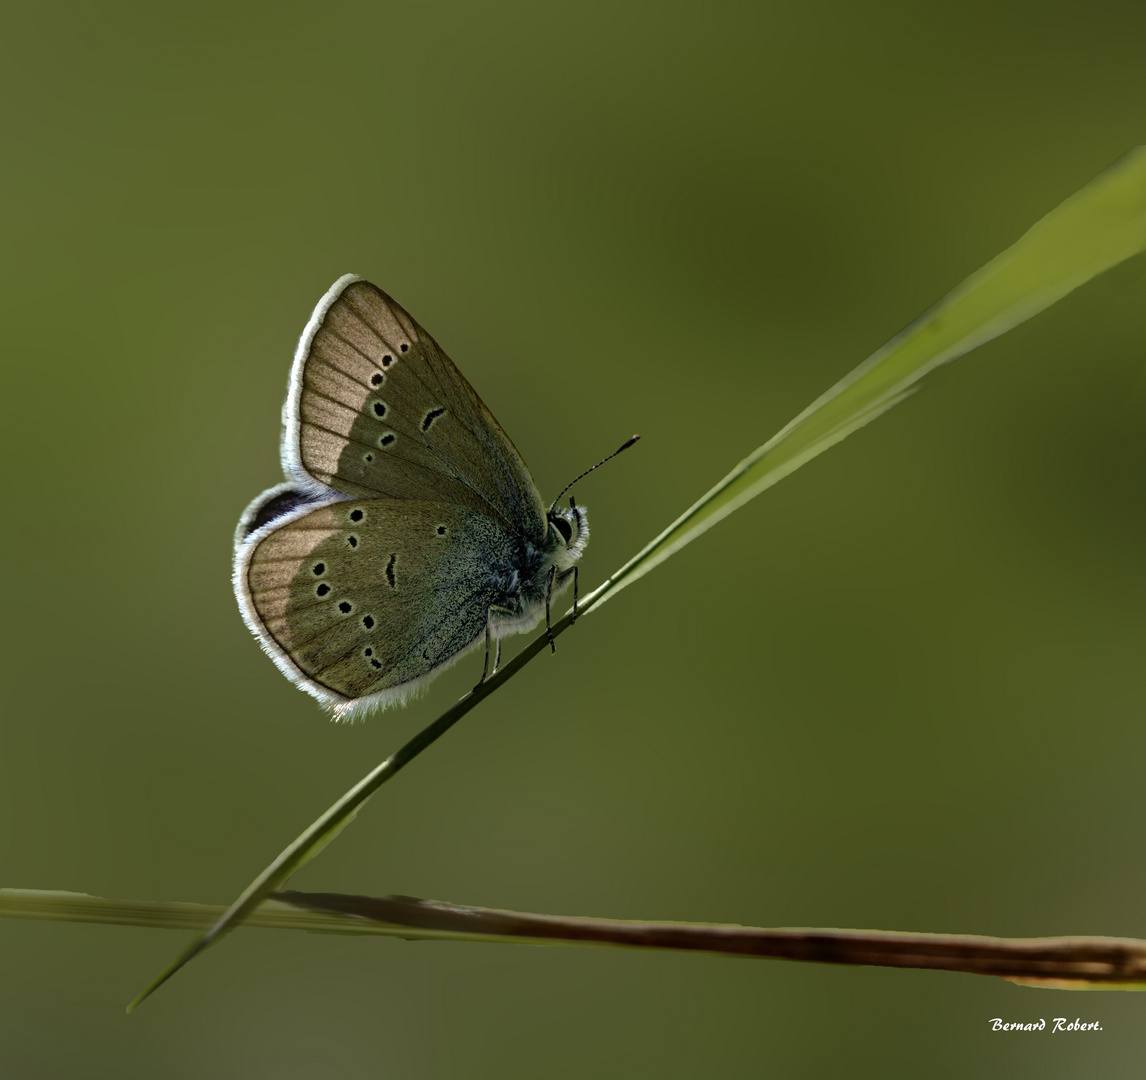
[{"left": 551, "top": 516, "right": 573, "bottom": 543}]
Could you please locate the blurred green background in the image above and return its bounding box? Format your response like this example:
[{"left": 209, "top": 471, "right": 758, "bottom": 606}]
[{"left": 2, "top": 0, "right": 1145, "bottom": 1075}]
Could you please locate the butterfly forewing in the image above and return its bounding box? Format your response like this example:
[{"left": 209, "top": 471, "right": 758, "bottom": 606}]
[
  {"left": 235, "top": 275, "right": 587, "bottom": 716},
  {"left": 291, "top": 280, "right": 547, "bottom": 541},
  {"left": 242, "top": 499, "right": 509, "bottom": 702}
]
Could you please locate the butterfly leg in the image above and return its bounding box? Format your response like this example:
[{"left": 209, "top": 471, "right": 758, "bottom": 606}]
[
  {"left": 553, "top": 565, "right": 579, "bottom": 624},
  {"left": 476, "top": 605, "right": 511, "bottom": 688},
  {"left": 545, "top": 564, "right": 557, "bottom": 653},
  {"left": 479, "top": 608, "right": 495, "bottom": 686}
]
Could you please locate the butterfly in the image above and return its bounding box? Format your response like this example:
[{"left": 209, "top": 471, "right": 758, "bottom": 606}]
[{"left": 233, "top": 275, "right": 634, "bottom": 720}]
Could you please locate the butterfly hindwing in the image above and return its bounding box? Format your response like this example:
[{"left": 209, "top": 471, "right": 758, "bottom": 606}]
[
  {"left": 286, "top": 277, "right": 548, "bottom": 541},
  {"left": 238, "top": 498, "right": 515, "bottom": 708},
  {"left": 233, "top": 276, "right": 593, "bottom": 718}
]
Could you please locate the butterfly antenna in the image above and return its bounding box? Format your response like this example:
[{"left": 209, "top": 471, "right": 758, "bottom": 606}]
[{"left": 549, "top": 435, "right": 640, "bottom": 513}]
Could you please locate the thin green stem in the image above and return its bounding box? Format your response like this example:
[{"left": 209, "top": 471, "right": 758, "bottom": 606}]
[
  {"left": 126, "top": 608, "right": 578, "bottom": 1010},
  {"left": 128, "top": 146, "right": 1146, "bottom": 1012}
]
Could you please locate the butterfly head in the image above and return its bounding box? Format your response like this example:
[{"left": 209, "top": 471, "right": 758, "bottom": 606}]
[
  {"left": 541, "top": 435, "right": 639, "bottom": 573},
  {"left": 546, "top": 496, "right": 589, "bottom": 568}
]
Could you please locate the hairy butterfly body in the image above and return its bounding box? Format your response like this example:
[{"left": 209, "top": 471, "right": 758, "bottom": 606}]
[{"left": 234, "top": 275, "right": 588, "bottom": 720}]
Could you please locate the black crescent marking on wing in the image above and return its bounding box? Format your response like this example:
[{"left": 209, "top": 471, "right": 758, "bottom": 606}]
[
  {"left": 310, "top": 325, "right": 521, "bottom": 534},
  {"left": 332, "top": 311, "right": 498, "bottom": 445},
  {"left": 421, "top": 407, "right": 446, "bottom": 432},
  {"left": 277, "top": 555, "right": 494, "bottom": 659},
  {"left": 300, "top": 419, "right": 499, "bottom": 506},
  {"left": 327, "top": 311, "right": 515, "bottom": 483},
  {"left": 336, "top": 302, "right": 481, "bottom": 441},
  {"left": 254, "top": 558, "right": 429, "bottom": 612},
  {"left": 302, "top": 387, "right": 506, "bottom": 522},
  {"left": 331, "top": 299, "right": 531, "bottom": 537},
  {"left": 326, "top": 322, "right": 465, "bottom": 438}
]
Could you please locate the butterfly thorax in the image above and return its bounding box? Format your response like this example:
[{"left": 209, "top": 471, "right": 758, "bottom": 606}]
[
  {"left": 489, "top": 542, "right": 550, "bottom": 615},
  {"left": 487, "top": 504, "right": 588, "bottom": 629}
]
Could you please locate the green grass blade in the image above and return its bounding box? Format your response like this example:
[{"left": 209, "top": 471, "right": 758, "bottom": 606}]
[
  {"left": 128, "top": 147, "right": 1146, "bottom": 1011},
  {"left": 125, "top": 620, "right": 568, "bottom": 1012},
  {"left": 0, "top": 888, "right": 383, "bottom": 935},
  {"left": 582, "top": 146, "right": 1146, "bottom": 609}
]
